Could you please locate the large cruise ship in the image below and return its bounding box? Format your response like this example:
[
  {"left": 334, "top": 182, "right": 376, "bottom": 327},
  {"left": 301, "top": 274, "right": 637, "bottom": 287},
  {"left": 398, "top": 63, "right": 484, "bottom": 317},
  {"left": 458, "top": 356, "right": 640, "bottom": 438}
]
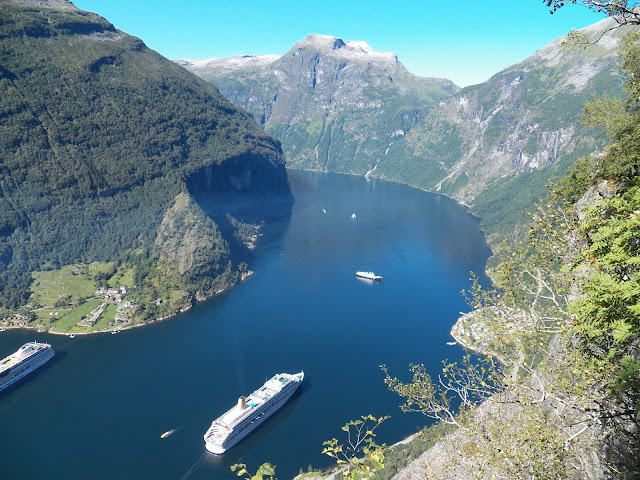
[
  {"left": 204, "top": 371, "right": 304, "bottom": 454},
  {"left": 0, "top": 342, "right": 55, "bottom": 392}
]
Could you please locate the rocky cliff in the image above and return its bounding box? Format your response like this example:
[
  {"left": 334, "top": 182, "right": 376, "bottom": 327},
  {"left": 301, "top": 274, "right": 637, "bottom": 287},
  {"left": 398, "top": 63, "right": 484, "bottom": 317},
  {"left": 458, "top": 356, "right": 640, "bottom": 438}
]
[{"left": 422, "top": 17, "right": 634, "bottom": 237}]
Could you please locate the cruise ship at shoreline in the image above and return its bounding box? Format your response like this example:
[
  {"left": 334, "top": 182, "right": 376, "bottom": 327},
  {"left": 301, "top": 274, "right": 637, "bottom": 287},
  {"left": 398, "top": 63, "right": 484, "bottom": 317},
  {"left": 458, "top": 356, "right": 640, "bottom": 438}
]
[
  {"left": 0, "top": 342, "right": 55, "bottom": 392},
  {"left": 204, "top": 371, "right": 304, "bottom": 454}
]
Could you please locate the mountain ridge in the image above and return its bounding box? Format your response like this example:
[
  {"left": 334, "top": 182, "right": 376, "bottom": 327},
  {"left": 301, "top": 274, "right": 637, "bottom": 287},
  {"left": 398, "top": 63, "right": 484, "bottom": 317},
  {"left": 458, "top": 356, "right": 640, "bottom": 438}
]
[
  {"left": 178, "top": 34, "right": 459, "bottom": 183},
  {"left": 179, "top": 34, "right": 401, "bottom": 72},
  {"left": 179, "top": 19, "right": 634, "bottom": 240},
  {"left": 178, "top": 33, "right": 456, "bottom": 88}
]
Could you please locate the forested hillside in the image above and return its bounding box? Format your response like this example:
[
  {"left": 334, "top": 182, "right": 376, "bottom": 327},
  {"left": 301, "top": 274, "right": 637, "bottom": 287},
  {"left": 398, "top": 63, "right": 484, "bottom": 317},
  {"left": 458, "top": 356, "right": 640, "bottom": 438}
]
[{"left": 0, "top": 0, "right": 292, "bottom": 326}]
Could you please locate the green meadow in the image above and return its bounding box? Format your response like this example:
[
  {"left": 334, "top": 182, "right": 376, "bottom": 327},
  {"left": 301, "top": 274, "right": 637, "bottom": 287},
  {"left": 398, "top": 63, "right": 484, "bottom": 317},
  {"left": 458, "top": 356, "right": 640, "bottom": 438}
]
[
  {"left": 27, "top": 262, "right": 134, "bottom": 332},
  {"left": 50, "top": 299, "right": 102, "bottom": 333}
]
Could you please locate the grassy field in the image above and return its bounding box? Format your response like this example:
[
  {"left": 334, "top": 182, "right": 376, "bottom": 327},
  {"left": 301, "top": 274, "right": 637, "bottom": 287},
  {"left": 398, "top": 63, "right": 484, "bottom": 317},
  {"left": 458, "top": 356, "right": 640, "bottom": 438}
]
[
  {"left": 2, "top": 260, "right": 143, "bottom": 333},
  {"left": 168, "top": 288, "right": 187, "bottom": 305},
  {"left": 90, "top": 303, "right": 118, "bottom": 331},
  {"left": 26, "top": 261, "right": 136, "bottom": 332},
  {"left": 87, "top": 261, "right": 116, "bottom": 276},
  {"left": 37, "top": 308, "right": 72, "bottom": 330},
  {"left": 51, "top": 299, "right": 102, "bottom": 333},
  {"left": 109, "top": 267, "right": 135, "bottom": 289},
  {"left": 31, "top": 265, "right": 96, "bottom": 306}
]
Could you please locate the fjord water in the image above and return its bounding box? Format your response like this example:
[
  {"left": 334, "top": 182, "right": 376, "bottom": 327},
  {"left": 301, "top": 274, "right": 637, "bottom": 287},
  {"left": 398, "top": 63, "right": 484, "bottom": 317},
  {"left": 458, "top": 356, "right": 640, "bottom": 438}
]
[{"left": 0, "top": 171, "right": 491, "bottom": 480}]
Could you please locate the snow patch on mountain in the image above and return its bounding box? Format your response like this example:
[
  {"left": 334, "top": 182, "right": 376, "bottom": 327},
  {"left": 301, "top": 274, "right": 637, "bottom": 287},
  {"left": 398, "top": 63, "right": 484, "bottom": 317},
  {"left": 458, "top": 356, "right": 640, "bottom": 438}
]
[
  {"left": 175, "top": 54, "right": 279, "bottom": 74},
  {"left": 292, "top": 34, "right": 399, "bottom": 65}
]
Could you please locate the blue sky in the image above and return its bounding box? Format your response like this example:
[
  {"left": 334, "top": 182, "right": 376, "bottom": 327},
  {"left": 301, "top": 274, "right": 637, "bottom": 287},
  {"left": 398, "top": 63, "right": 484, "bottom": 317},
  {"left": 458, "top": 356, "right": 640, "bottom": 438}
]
[{"left": 71, "top": 0, "right": 604, "bottom": 87}]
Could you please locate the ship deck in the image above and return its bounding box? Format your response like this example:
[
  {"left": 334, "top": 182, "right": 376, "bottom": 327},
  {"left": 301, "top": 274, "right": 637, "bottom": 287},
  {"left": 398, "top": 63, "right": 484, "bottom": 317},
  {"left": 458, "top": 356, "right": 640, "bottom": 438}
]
[
  {"left": 205, "top": 372, "right": 303, "bottom": 448},
  {"left": 217, "top": 374, "right": 297, "bottom": 427},
  {"left": 0, "top": 343, "right": 50, "bottom": 374}
]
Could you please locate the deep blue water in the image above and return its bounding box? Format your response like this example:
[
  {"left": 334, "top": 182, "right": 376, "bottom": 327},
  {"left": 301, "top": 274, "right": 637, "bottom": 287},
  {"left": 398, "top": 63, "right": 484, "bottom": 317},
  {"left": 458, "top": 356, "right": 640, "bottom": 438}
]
[{"left": 0, "top": 171, "right": 491, "bottom": 480}]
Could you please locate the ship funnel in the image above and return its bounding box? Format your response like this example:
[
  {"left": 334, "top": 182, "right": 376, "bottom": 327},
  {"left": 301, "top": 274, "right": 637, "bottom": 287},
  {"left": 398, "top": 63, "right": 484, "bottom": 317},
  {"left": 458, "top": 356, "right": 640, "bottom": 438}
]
[{"left": 237, "top": 396, "right": 246, "bottom": 410}]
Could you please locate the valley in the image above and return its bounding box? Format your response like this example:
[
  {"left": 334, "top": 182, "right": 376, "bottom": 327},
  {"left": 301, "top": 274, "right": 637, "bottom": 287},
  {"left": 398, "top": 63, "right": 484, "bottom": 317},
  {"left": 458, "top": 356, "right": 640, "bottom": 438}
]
[
  {"left": 180, "top": 19, "right": 635, "bottom": 241},
  {"left": 1, "top": 1, "right": 639, "bottom": 478}
]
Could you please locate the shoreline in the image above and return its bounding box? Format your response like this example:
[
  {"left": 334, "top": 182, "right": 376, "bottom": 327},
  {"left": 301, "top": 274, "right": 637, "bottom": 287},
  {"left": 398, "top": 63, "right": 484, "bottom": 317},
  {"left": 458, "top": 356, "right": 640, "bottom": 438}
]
[
  {"left": 3, "top": 170, "right": 492, "bottom": 339},
  {"left": 0, "top": 270, "right": 254, "bottom": 338},
  {"left": 286, "top": 167, "right": 485, "bottom": 232}
]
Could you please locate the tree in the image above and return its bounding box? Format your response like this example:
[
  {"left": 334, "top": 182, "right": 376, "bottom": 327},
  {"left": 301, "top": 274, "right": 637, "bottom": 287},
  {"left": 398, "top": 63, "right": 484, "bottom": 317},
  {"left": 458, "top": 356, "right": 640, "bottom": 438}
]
[
  {"left": 546, "top": 0, "right": 640, "bottom": 24},
  {"left": 382, "top": 354, "right": 503, "bottom": 427}
]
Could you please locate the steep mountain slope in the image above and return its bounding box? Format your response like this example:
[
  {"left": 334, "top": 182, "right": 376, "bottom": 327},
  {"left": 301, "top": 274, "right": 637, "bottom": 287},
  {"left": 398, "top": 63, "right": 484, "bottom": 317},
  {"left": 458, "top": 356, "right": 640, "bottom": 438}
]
[
  {"left": 414, "top": 17, "right": 636, "bottom": 237},
  {"left": 180, "top": 20, "right": 636, "bottom": 241},
  {"left": 0, "top": 0, "right": 292, "bottom": 320},
  {"left": 177, "top": 34, "right": 459, "bottom": 175}
]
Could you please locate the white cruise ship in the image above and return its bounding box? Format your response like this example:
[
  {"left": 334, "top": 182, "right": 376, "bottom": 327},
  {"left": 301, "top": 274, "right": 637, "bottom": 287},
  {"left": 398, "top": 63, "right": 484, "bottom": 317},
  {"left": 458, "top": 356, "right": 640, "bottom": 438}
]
[
  {"left": 0, "top": 342, "right": 55, "bottom": 392},
  {"left": 356, "top": 271, "right": 383, "bottom": 280},
  {"left": 204, "top": 371, "right": 304, "bottom": 454}
]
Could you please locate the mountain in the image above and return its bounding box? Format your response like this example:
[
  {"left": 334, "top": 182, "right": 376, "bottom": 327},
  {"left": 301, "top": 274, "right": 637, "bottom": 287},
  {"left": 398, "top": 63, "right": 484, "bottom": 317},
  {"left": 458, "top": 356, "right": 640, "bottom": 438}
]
[
  {"left": 421, "top": 17, "right": 635, "bottom": 238},
  {"left": 0, "top": 0, "right": 292, "bottom": 323},
  {"left": 179, "top": 21, "right": 637, "bottom": 241},
  {"left": 177, "top": 34, "right": 459, "bottom": 175}
]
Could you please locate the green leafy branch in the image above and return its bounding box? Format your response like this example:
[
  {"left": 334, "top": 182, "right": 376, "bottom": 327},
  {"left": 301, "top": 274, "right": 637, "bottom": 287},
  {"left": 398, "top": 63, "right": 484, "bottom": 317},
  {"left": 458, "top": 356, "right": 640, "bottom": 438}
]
[
  {"left": 321, "top": 414, "right": 389, "bottom": 480},
  {"left": 231, "top": 462, "right": 277, "bottom": 480},
  {"left": 382, "top": 354, "right": 503, "bottom": 427}
]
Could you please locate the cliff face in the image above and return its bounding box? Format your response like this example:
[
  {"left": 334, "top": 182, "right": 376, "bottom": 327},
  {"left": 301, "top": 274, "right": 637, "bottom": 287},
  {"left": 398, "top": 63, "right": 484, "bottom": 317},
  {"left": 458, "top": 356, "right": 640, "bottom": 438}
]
[
  {"left": 0, "top": 0, "right": 292, "bottom": 312},
  {"left": 427, "top": 21, "right": 626, "bottom": 195},
  {"left": 391, "top": 395, "right": 611, "bottom": 480},
  {"left": 186, "top": 151, "right": 293, "bottom": 224},
  {"left": 154, "top": 193, "right": 238, "bottom": 303}
]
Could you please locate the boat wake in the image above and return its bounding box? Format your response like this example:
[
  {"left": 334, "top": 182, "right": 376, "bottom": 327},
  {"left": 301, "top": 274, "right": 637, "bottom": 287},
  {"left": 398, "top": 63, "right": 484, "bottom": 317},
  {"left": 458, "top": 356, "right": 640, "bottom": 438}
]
[{"left": 179, "top": 452, "right": 207, "bottom": 480}]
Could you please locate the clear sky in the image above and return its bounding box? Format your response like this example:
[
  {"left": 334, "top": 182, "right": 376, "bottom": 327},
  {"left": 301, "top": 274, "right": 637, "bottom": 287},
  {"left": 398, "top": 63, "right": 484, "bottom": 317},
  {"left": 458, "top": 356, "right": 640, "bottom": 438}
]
[{"left": 71, "top": 0, "right": 605, "bottom": 87}]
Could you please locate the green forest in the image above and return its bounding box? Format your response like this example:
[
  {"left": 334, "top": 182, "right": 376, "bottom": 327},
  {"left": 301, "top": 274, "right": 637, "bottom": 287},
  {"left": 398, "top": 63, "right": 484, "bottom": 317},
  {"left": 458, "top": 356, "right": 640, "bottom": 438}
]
[{"left": 0, "top": 3, "right": 291, "bottom": 323}]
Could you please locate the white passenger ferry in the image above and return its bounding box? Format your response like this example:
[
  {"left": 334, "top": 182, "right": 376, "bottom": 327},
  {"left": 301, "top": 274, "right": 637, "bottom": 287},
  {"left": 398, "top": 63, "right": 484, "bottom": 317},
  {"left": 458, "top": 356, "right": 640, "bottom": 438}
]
[
  {"left": 0, "top": 342, "right": 55, "bottom": 392},
  {"left": 204, "top": 371, "right": 304, "bottom": 454},
  {"left": 356, "top": 271, "right": 383, "bottom": 280}
]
